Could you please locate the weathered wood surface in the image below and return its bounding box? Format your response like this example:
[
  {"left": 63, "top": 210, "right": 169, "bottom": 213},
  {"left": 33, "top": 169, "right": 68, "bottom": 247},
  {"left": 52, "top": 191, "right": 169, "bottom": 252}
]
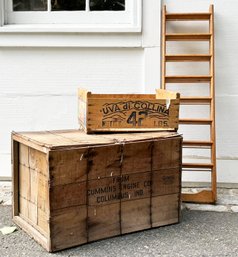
[
  {"left": 12, "top": 130, "right": 182, "bottom": 252},
  {"left": 78, "top": 89, "right": 180, "bottom": 133}
]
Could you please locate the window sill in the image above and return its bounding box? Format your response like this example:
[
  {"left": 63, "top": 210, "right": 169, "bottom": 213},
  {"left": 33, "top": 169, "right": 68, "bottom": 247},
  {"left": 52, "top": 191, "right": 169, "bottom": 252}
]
[
  {"left": 0, "top": 24, "right": 141, "bottom": 33},
  {"left": 0, "top": 24, "right": 142, "bottom": 48}
]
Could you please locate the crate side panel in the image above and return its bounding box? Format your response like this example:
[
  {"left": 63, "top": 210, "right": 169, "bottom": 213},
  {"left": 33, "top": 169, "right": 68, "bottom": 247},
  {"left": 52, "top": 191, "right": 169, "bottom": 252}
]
[
  {"left": 88, "top": 172, "right": 151, "bottom": 206},
  {"left": 121, "top": 141, "right": 152, "bottom": 174},
  {"left": 18, "top": 143, "right": 50, "bottom": 236},
  {"left": 49, "top": 149, "right": 87, "bottom": 186},
  {"left": 121, "top": 198, "right": 151, "bottom": 234},
  {"left": 50, "top": 182, "right": 87, "bottom": 210},
  {"left": 87, "top": 145, "right": 121, "bottom": 180},
  {"left": 153, "top": 137, "right": 182, "bottom": 170},
  {"left": 19, "top": 143, "right": 29, "bottom": 167},
  {"left": 19, "top": 196, "right": 29, "bottom": 219},
  {"left": 87, "top": 98, "right": 179, "bottom": 132},
  {"left": 88, "top": 203, "right": 120, "bottom": 242},
  {"left": 38, "top": 208, "right": 49, "bottom": 238},
  {"left": 29, "top": 147, "right": 48, "bottom": 177},
  {"left": 51, "top": 206, "right": 87, "bottom": 252},
  {"left": 152, "top": 168, "right": 181, "bottom": 196},
  {"left": 38, "top": 173, "right": 49, "bottom": 214},
  {"left": 152, "top": 194, "right": 180, "bottom": 227},
  {"left": 30, "top": 169, "right": 38, "bottom": 205},
  {"left": 19, "top": 164, "right": 30, "bottom": 201}
]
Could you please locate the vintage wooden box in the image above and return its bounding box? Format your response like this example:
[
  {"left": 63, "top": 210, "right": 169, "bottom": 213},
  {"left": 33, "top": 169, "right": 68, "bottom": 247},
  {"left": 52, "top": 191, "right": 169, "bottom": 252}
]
[
  {"left": 78, "top": 89, "right": 180, "bottom": 133},
  {"left": 12, "top": 129, "right": 182, "bottom": 252}
]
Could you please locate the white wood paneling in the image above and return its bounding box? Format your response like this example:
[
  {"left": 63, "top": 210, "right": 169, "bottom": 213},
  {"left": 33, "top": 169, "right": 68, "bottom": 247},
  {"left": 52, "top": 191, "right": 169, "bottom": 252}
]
[{"left": 0, "top": 48, "right": 143, "bottom": 178}]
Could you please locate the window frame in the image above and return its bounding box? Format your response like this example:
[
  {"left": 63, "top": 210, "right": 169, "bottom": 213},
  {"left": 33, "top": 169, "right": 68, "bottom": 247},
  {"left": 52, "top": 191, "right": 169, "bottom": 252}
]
[{"left": 0, "top": 0, "right": 142, "bottom": 33}]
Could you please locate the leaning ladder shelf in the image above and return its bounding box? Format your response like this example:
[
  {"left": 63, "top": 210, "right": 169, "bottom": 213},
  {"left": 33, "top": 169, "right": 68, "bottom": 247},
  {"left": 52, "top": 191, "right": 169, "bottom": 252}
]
[{"left": 161, "top": 5, "right": 217, "bottom": 203}]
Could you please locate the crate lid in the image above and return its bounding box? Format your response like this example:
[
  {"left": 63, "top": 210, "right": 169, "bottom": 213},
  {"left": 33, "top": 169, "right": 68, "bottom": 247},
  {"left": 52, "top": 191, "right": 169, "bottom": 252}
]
[{"left": 12, "top": 129, "right": 181, "bottom": 152}]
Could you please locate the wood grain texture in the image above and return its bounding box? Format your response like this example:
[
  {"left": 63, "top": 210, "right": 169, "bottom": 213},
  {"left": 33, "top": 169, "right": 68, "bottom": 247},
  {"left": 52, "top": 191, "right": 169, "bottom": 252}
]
[
  {"left": 78, "top": 89, "right": 180, "bottom": 133},
  {"left": 13, "top": 130, "right": 182, "bottom": 252}
]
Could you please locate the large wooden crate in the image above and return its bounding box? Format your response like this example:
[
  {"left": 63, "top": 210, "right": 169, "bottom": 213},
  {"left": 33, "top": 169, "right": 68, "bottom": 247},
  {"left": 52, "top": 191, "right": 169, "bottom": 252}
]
[
  {"left": 12, "top": 129, "right": 182, "bottom": 252},
  {"left": 78, "top": 89, "right": 180, "bottom": 133}
]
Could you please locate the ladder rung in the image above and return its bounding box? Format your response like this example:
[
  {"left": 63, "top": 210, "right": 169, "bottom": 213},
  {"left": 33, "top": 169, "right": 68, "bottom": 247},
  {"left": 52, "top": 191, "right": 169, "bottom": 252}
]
[
  {"left": 182, "top": 190, "right": 214, "bottom": 204},
  {"left": 166, "top": 13, "right": 211, "bottom": 21},
  {"left": 179, "top": 118, "right": 212, "bottom": 125},
  {"left": 165, "top": 54, "right": 211, "bottom": 62},
  {"left": 165, "top": 75, "right": 212, "bottom": 83},
  {"left": 183, "top": 140, "right": 213, "bottom": 148},
  {"left": 166, "top": 33, "right": 211, "bottom": 41},
  {"left": 180, "top": 96, "right": 212, "bottom": 104},
  {"left": 183, "top": 163, "right": 213, "bottom": 169}
]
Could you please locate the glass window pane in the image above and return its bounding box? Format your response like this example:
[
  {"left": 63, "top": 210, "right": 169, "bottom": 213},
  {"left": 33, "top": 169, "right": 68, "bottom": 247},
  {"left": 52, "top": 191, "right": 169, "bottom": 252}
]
[
  {"left": 13, "top": 0, "right": 47, "bottom": 11},
  {"left": 51, "top": 0, "right": 85, "bottom": 11},
  {"left": 90, "top": 0, "right": 125, "bottom": 11}
]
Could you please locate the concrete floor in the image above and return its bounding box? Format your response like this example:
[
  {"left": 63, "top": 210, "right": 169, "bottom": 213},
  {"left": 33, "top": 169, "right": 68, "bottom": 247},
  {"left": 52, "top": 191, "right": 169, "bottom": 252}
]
[
  {"left": 1, "top": 182, "right": 238, "bottom": 256},
  {"left": 1, "top": 206, "right": 238, "bottom": 257}
]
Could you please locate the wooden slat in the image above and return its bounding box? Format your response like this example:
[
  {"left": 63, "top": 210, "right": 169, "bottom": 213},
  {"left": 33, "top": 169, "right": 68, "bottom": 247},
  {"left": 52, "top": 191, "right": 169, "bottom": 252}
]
[
  {"left": 179, "top": 118, "right": 212, "bottom": 125},
  {"left": 165, "top": 33, "right": 211, "bottom": 41},
  {"left": 180, "top": 96, "right": 212, "bottom": 104},
  {"left": 166, "top": 13, "right": 211, "bottom": 21},
  {"left": 165, "top": 75, "right": 211, "bottom": 83},
  {"left": 183, "top": 140, "right": 213, "bottom": 148},
  {"left": 161, "top": 5, "right": 167, "bottom": 89},
  {"left": 165, "top": 54, "right": 211, "bottom": 62},
  {"left": 182, "top": 190, "right": 214, "bottom": 203},
  {"left": 12, "top": 140, "right": 19, "bottom": 216},
  {"left": 183, "top": 163, "right": 213, "bottom": 169},
  {"left": 209, "top": 4, "right": 217, "bottom": 202}
]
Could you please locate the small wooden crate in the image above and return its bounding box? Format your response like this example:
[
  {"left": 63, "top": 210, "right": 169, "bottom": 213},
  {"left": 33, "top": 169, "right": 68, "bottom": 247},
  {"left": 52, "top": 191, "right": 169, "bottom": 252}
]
[
  {"left": 12, "top": 129, "right": 182, "bottom": 252},
  {"left": 78, "top": 89, "right": 180, "bottom": 133}
]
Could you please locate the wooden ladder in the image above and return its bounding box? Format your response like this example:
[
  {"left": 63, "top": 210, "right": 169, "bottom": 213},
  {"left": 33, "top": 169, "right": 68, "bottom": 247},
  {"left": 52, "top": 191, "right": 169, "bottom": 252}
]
[{"left": 162, "top": 5, "right": 216, "bottom": 203}]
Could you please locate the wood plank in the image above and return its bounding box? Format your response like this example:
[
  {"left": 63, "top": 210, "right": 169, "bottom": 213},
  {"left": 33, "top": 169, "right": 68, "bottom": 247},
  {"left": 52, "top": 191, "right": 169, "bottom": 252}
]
[
  {"left": 166, "top": 13, "right": 211, "bottom": 21},
  {"left": 121, "top": 141, "right": 152, "bottom": 174},
  {"left": 152, "top": 168, "right": 181, "bottom": 196},
  {"left": 50, "top": 182, "right": 86, "bottom": 210},
  {"left": 37, "top": 172, "right": 49, "bottom": 214},
  {"left": 12, "top": 141, "right": 19, "bottom": 217},
  {"left": 49, "top": 149, "right": 87, "bottom": 186},
  {"left": 165, "top": 75, "right": 212, "bottom": 83},
  {"left": 183, "top": 140, "right": 213, "bottom": 148},
  {"left": 182, "top": 190, "right": 214, "bottom": 203},
  {"left": 165, "top": 54, "right": 211, "bottom": 62},
  {"left": 166, "top": 33, "right": 211, "bottom": 41},
  {"left": 87, "top": 97, "right": 179, "bottom": 132},
  {"left": 87, "top": 172, "right": 152, "bottom": 206},
  {"left": 121, "top": 198, "right": 151, "bottom": 234},
  {"left": 152, "top": 194, "right": 179, "bottom": 227},
  {"left": 38, "top": 208, "right": 49, "bottom": 237},
  {"left": 183, "top": 163, "right": 213, "bottom": 169},
  {"left": 88, "top": 203, "right": 120, "bottom": 242},
  {"left": 180, "top": 96, "right": 212, "bottom": 104},
  {"left": 209, "top": 4, "right": 217, "bottom": 203},
  {"left": 87, "top": 145, "right": 121, "bottom": 180},
  {"left": 29, "top": 148, "right": 48, "bottom": 177},
  {"left": 153, "top": 137, "right": 182, "bottom": 170},
  {"left": 19, "top": 164, "right": 30, "bottom": 201},
  {"left": 50, "top": 206, "right": 87, "bottom": 252},
  {"left": 179, "top": 118, "right": 212, "bottom": 125},
  {"left": 161, "top": 5, "right": 166, "bottom": 89}
]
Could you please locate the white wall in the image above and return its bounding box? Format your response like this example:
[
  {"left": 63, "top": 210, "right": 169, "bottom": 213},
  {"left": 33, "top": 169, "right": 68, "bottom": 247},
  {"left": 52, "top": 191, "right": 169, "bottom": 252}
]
[
  {"left": 163, "top": 0, "right": 238, "bottom": 183},
  {"left": 0, "top": 0, "right": 161, "bottom": 178}
]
